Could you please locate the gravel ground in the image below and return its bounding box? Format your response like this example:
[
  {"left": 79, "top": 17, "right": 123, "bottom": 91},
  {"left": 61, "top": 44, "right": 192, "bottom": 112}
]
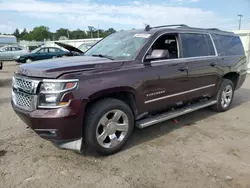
[{"left": 1, "top": 61, "right": 250, "bottom": 188}]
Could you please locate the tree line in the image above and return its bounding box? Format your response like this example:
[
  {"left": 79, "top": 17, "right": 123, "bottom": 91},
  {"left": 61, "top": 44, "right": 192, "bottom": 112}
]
[{"left": 3, "top": 26, "right": 117, "bottom": 41}]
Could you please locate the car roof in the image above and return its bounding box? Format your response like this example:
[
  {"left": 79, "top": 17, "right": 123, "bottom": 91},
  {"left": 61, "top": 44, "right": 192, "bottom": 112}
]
[{"left": 126, "top": 24, "right": 235, "bottom": 36}]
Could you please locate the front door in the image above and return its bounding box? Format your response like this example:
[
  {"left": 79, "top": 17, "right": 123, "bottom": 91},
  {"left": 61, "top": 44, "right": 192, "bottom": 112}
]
[
  {"left": 179, "top": 33, "right": 220, "bottom": 100},
  {"left": 0, "top": 47, "right": 12, "bottom": 60},
  {"left": 139, "top": 33, "right": 189, "bottom": 114},
  {"left": 35, "top": 48, "right": 49, "bottom": 60},
  {"left": 141, "top": 59, "right": 188, "bottom": 113}
]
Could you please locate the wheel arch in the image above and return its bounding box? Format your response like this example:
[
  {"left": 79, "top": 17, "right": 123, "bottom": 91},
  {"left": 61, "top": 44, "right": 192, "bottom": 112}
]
[
  {"left": 222, "top": 72, "right": 239, "bottom": 89},
  {"left": 24, "top": 56, "right": 33, "bottom": 61},
  {"left": 85, "top": 87, "right": 138, "bottom": 116}
]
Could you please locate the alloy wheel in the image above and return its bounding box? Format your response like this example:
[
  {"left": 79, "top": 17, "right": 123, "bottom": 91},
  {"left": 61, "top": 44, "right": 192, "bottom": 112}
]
[
  {"left": 96, "top": 110, "right": 129, "bottom": 149},
  {"left": 221, "top": 85, "right": 233, "bottom": 108}
]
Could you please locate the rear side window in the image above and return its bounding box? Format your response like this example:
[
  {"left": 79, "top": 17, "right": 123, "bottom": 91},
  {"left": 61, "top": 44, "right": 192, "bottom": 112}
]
[
  {"left": 212, "top": 34, "right": 244, "bottom": 56},
  {"left": 49, "top": 48, "right": 60, "bottom": 53},
  {"left": 180, "top": 33, "right": 215, "bottom": 58}
]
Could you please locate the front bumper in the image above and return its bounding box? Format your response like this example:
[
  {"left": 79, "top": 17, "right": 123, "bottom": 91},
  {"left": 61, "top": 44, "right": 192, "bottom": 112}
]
[
  {"left": 14, "top": 58, "right": 25, "bottom": 63},
  {"left": 12, "top": 99, "right": 86, "bottom": 152}
]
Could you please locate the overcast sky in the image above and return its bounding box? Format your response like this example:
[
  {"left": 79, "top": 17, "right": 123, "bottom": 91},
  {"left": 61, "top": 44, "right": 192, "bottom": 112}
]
[{"left": 0, "top": 0, "right": 250, "bottom": 33}]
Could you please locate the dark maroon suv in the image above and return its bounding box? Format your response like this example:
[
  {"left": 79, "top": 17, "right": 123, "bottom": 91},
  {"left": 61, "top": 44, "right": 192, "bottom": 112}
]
[{"left": 11, "top": 24, "right": 247, "bottom": 155}]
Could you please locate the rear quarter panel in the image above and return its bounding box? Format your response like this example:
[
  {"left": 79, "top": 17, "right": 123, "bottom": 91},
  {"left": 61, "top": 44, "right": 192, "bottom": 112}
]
[{"left": 216, "top": 55, "right": 247, "bottom": 89}]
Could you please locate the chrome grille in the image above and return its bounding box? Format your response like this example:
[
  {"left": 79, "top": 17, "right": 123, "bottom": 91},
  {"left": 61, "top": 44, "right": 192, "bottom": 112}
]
[
  {"left": 14, "top": 92, "right": 32, "bottom": 107},
  {"left": 12, "top": 76, "right": 40, "bottom": 111},
  {"left": 15, "top": 77, "right": 33, "bottom": 93}
]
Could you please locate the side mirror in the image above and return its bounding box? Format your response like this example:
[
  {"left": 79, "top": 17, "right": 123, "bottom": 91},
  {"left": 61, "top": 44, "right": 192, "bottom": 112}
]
[
  {"left": 143, "top": 55, "right": 156, "bottom": 65},
  {"left": 144, "top": 49, "right": 169, "bottom": 64},
  {"left": 145, "top": 55, "right": 158, "bottom": 61}
]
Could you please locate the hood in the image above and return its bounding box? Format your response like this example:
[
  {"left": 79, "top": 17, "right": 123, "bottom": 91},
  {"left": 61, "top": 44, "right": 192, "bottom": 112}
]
[
  {"left": 55, "top": 42, "right": 84, "bottom": 54},
  {"left": 16, "top": 56, "right": 123, "bottom": 78}
]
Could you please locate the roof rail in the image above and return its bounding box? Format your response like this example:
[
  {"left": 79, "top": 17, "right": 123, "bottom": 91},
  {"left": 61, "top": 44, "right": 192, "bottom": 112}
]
[
  {"left": 206, "top": 28, "right": 221, "bottom": 31},
  {"left": 144, "top": 24, "right": 189, "bottom": 31}
]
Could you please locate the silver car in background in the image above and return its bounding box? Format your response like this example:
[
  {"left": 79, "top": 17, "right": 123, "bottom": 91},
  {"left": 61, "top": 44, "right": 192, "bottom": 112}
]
[{"left": 0, "top": 46, "right": 30, "bottom": 61}]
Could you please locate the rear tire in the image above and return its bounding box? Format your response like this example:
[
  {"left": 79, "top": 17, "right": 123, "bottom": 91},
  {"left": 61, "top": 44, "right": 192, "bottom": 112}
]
[
  {"left": 211, "top": 79, "right": 234, "bottom": 112},
  {"left": 25, "top": 58, "right": 32, "bottom": 63},
  {"left": 84, "top": 98, "right": 134, "bottom": 155}
]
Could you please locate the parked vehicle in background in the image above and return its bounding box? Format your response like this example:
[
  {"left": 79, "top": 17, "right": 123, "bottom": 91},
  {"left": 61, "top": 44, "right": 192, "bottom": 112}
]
[
  {"left": 14, "top": 43, "right": 85, "bottom": 63},
  {"left": 14, "top": 46, "right": 70, "bottom": 63},
  {"left": 0, "top": 46, "right": 30, "bottom": 61},
  {"left": 11, "top": 24, "right": 247, "bottom": 156},
  {"left": 55, "top": 42, "right": 85, "bottom": 55},
  {"left": 0, "top": 35, "right": 17, "bottom": 48}
]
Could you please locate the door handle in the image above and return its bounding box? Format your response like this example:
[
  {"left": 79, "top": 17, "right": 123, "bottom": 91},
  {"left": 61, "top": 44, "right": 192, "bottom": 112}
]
[
  {"left": 178, "top": 67, "right": 188, "bottom": 72},
  {"left": 210, "top": 62, "right": 217, "bottom": 67}
]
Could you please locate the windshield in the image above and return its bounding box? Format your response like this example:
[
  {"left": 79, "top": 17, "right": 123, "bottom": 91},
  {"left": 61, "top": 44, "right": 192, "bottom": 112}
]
[
  {"left": 78, "top": 43, "right": 92, "bottom": 52},
  {"left": 84, "top": 31, "right": 150, "bottom": 60},
  {"left": 31, "top": 47, "right": 42, "bottom": 53}
]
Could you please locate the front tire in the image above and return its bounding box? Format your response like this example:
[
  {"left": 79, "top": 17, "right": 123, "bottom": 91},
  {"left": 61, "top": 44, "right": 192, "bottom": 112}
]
[
  {"left": 25, "top": 58, "right": 32, "bottom": 63},
  {"left": 211, "top": 79, "right": 234, "bottom": 112},
  {"left": 84, "top": 98, "right": 134, "bottom": 155}
]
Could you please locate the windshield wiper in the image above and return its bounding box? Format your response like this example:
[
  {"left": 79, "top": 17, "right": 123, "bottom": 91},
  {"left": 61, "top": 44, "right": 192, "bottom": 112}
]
[{"left": 92, "top": 54, "right": 114, "bottom": 60}]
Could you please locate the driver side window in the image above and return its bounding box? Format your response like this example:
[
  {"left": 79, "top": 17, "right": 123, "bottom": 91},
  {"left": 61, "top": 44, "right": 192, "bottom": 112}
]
[{"left": 145, "top": 34, "right": 179, "bottom": 61}]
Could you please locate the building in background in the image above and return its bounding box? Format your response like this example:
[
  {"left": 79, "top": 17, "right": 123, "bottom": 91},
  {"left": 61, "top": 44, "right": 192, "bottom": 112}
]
[{"left": 0, "top": 35, "right": 17, "bottom": 47}]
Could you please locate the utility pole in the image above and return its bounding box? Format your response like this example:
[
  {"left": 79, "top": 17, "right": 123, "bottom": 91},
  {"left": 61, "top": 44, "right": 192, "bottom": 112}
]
[
  {"left": 97, "top": 24, "right": 100, "bottom": 38},
  {"left": 67, "top": 30, "right": 70, "bottom": 39},
  {"left": 238, "top": 14, "right": 243, "bottom": 30}
]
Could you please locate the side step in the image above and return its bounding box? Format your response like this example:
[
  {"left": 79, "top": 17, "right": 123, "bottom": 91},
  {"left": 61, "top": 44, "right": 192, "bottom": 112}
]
[{"left": 136, "top": 100, "right": 217, "bottom": 129}]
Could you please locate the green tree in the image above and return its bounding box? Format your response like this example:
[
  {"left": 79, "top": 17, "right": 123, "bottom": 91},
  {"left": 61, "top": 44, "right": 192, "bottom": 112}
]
[
  {"left": 55, "top": 28, "right": 70, "bottom": 40},
  {"left": 22, "top": 33, "right": 32, "bottom": 41},
  {"left": 20, "top": 28, "right": 29, "bottom": 40},
  {"left": 106, "top": 28, "right": 116, "bottom": 35},
  {"left": 70, "top": 29, "right": 87, "bottom": 39},
  {"left": 30, "top": 26, "right": 50, "bottom": 41},
  {"left": 13, "top": 28, "right": 20, "bottom": 39}
]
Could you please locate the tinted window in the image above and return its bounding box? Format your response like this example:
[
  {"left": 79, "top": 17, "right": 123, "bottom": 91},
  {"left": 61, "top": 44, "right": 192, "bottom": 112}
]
[
  {"left": 212, "top": 34, "right": 244, "bottom": 56},
  {"left": 49, "top": 48, "right": 60, "bottom": 53},
  {"left": 38, "top": 48, "right": 47, "bottom": 53},
  {"left": 181, "top": 33, "right": 215, "bottom": 58}
]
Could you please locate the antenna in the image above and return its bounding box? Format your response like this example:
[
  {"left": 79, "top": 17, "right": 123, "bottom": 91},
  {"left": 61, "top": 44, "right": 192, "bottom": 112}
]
[{"left": 144, "top": 24, "right": 151, "bottom": 31}]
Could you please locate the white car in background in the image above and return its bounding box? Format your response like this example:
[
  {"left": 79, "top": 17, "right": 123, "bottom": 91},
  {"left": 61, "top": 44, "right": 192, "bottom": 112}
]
[{"left": 0, "top": 46, "right": 30, "bottom": 61}]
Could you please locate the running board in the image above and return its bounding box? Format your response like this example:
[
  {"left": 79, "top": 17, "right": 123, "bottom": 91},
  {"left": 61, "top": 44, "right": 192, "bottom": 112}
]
[{"left": 136, "top": 100, "right": 217, "bottom": 129}]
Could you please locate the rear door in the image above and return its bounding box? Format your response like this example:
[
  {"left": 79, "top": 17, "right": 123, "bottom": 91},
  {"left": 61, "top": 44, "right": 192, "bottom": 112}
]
[
  {"left": 48, "top": 47, "right": 61, "bottom": 58},
  {"left": 179, "top": 33, "right": 220, "bottom": 100}
]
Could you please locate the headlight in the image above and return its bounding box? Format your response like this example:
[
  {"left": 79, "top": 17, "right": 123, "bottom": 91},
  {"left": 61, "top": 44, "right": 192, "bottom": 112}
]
[
  {"left": 14, "top": 56, "right": 20, "bottom": 59},
  {"left": 38, "top": 79, "right": 78, "bottom": 108}
]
